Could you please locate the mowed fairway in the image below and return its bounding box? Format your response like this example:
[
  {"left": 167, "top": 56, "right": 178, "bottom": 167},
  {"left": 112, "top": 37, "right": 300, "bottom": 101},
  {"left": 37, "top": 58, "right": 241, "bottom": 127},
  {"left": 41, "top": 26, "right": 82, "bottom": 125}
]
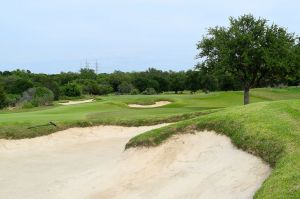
[{"left": 1, "top": 87, "right": 300, "bottom": 139}]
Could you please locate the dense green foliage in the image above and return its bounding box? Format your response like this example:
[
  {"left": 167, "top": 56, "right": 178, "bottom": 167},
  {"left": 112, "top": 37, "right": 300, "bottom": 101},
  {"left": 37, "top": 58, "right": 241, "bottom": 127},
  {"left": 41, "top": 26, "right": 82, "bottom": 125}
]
[
  {"left": 30, "top": 87, "right": 54, "bottom": 106},
  {"left": 126, "top": 99, "right": 300, "bottom": 198},
  {"left": 0, "top": 87, "right": 7, "bottom": 109},
  {"left": 16, "top": 87, "right": 54, "bottom": 108},
  {"left": 197, "top": 14, "right": 300, "bottom": 104},
  {"left": 1, "top": 66, "right": 298, "bottom": 110},
  {"left": 63, "top": 83, "right": 82, "bottom": 97}
]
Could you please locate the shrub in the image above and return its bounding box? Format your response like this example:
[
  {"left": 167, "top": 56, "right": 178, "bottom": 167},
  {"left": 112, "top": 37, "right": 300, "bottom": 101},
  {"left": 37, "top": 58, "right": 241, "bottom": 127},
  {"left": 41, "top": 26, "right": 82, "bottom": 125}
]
[
  {"left": 130, "top": 88, "right": 140, "bottom": 95},
  {"left": 22, "top": 102, "right": 34, "bottom": 109},
  {"left": 77, "top": 79, "right": 100, "bottom": 95},
  {"left": 142, "top": 88, "right": 157, "bottom": 95},
  {"left": 32, "top": 87, "right": 54, "bottom": 106},
  {"left": 6, "top": 94, "right": 21, "bottom": 107},
  {"left": 84, "top": 82, "right": 100, "bottom": 95},
  {"left": 117, "top": 82, "right": 135, "bottom": 94},
  {"left": 63, "top": 83, "right": 82, "bottom": 97},
  {"left": 201, "top": 75, "right": 218, "bottom": 92},
  {"left": 20, "top": 87, "right": 54, "bottom": 107},
  {"left": 98, "top": 84, "right": 113, "bottom": 95},
  {"left": 3, "top": 77, "right": 34, "bottom": 95},
  {"left": 0, "top": 87, "right": 7, "bottom": 109}
]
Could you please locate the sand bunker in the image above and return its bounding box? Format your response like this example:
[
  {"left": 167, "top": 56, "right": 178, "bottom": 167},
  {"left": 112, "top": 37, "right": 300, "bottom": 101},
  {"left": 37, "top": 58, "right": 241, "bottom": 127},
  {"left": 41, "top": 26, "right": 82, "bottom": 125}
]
[
  {"left": 0, "top": 126, "right": 270, "bottom": 199},
  {"left": 59, "top": 99, "right": 95, "bottom": 105},
  {"left": 128, "top": 101, "right": 171, "bottom": 108}
]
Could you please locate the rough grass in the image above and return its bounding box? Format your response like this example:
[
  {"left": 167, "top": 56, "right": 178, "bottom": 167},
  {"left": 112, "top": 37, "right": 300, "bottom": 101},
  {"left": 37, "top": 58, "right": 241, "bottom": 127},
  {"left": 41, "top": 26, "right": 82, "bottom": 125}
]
[{"left": 126, "top": 100, "right": 300, "bottom": 198}]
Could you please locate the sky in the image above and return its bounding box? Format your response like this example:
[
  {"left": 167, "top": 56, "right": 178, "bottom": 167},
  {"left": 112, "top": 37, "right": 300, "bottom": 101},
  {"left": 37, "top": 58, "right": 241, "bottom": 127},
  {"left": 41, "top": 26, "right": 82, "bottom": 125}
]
[{"left": 0, "top": 0, "right": 299, "bottom": 74}]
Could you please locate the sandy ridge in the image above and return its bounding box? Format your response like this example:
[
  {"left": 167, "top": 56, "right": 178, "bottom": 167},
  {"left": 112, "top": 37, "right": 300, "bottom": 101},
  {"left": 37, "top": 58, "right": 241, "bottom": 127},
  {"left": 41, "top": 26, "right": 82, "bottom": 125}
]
[
  {"left": 128, "top": 101, "right": 171, "bottom": 108},
  {"left": 58, "top": 99, "right": 95, "bottom": 106}
]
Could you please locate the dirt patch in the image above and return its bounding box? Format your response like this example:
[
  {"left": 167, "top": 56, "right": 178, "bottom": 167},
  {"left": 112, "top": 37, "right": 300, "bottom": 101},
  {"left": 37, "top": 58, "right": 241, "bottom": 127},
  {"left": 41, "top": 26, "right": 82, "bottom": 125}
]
[
  {"left": 0, "top": 127, "right": 270, "bottom": 199},
  {"left": 59, "top": 99, "right": 95, "bottom": 106},
  {"left": 128, "top": 101, "right": 171, "bottom": 108}
]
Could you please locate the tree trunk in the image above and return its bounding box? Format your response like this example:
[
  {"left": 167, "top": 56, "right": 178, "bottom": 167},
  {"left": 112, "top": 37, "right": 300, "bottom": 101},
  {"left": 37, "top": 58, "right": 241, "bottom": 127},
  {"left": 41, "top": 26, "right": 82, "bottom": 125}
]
[{"left": 244, "top": 87, "right": 250, "bottom": 105}]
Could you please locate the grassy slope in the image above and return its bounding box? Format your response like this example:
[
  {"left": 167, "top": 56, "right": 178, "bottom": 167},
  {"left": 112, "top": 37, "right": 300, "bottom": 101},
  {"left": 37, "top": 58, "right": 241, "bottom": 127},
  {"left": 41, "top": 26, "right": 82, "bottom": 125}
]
[
  {"left": 0, "top": 87, "right": 299, "bottom": 139},
  {"left": 126, "top": 100, "right": 300, "bottom": 198},
  {"left": 0, "top": 91, "right": 265, "bottom": 139}
]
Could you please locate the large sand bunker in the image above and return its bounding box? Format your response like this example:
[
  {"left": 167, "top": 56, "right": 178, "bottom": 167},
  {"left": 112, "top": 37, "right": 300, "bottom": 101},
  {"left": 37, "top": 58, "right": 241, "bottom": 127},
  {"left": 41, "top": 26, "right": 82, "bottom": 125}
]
[
  {"left": 59, "top": 99, "right": 94, "bottom": 105},
  {"left": 0, "top": 125, "right": 270, "bottom": 199},
  {"left": 128, "top": 101, "right": 171, "bottom": 108}
]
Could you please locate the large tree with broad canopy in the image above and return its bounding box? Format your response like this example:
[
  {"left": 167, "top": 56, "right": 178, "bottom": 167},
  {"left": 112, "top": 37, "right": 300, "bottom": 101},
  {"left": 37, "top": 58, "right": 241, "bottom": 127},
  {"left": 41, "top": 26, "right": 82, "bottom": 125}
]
[{"left": 197, "top": 14, "right": 297, "bottom": 104}]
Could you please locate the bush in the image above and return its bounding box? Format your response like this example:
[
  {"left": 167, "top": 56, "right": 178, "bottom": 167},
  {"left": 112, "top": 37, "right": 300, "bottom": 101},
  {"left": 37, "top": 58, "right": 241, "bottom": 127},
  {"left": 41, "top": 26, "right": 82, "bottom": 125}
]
[
  {"left": 77, "top": 79, "right": 100, "bottom": 95},
  {"left": 98, "top": 84, "right": 113, "bottom": 95},
  {"left": 20, "top": 87, "right": 54, "bottom": 107},
  {"left": 117, "top": 82, "right": 135, "bottom": 94},
  {"left": 3, "top": 77, "right": 34, "bottom": 95},
  {"left": 130, "top": 88, "right": 140, "bottom": 95},
  {"left": 32, "top": 87, "right": 54, "bottom": 106},
  {"left": 142, "top": 88, "right": 157, "bottom": 95},
  {"left": 201, "top": 75, "right": 218, "bottom": 92},
  {"left": 0, "top": 88, "right": 7, "bottom": 109},
  {"left": 6, "top": 94, "right": 21, "bottom": 107},
  {"left": 22, "top": 102, "right": 34, "bottom": 109},
  {"left": 63, "top": 83, "right": 82, "bottom": 97}
]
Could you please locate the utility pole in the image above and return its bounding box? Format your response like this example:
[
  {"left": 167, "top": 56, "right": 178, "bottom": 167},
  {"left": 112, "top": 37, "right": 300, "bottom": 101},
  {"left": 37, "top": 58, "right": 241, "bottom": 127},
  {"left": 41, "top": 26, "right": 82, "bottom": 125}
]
[
  {"left": 85, "top": 59, "right": 89, "bottom": 69},
  {"left": 95, "top": 60, "right": 99, "bottom": 74}
]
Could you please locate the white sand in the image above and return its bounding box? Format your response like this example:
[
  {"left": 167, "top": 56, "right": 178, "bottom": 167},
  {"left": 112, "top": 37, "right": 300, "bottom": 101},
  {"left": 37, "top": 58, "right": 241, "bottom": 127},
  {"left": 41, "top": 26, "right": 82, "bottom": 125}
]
[
  {"left": 59, "top": 99, "right": 95, "bottom": 105},
  {"left": 0, "top": 126, "right": 271, "bottom": 199},
  {"left": 128, "top": 101, "right": 171, "bottom": 108}
]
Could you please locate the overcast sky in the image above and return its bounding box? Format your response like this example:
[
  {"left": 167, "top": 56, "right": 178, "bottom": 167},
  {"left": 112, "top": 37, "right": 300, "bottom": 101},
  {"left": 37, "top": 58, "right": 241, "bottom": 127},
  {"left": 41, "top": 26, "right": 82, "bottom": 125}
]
[{"left": 0, "top": 0, "right": 299, "bottom": 74}]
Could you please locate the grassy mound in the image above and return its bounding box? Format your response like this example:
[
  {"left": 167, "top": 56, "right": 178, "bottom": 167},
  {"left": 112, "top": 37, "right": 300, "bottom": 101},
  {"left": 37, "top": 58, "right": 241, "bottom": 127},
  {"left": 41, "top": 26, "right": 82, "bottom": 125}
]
[{"left": 126, "top": 100, "right": 300, "bottom": 198}]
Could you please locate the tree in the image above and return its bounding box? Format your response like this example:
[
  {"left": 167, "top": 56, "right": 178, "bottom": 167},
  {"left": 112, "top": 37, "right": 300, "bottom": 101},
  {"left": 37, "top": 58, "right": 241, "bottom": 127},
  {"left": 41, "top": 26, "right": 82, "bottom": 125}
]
[
  {"left": 117, "top": 82, "right": 135, "bottom": 94},
  {"left": 169, "top": 71, "right": 186, "bottom": 94},
  {"left": 63, "top": 83, "right": 82, "bottom": 97},
  {"left": 31, "top": 74, "right": 61, "bottom": 100},
  {"left": 197, "top": 14, "right": 296, "bottom": 104},
  {"left": 79, "top": 68, "right": 97, "bottom": 79},
  {"left": 108, "top": 71, "right": 131, "bottom": 92},
  {"left": 0, "top": 87, "right": 7, "bottom": 109},
  {"left": 3, "top": 76, "right": 34, "bottom": 95},
  {"left": 132, "top": 75, "right": 149, "bottom": 92},
  {"left": 77, "top": 79, "right": 100, "bottom": 95},
  {"left": 20, "top": 87, "right": 54, "bottom": 107},
  {"left": 32, "top": 87, "right": 54, "bottom": 106},
  {"left": 142, "top": 88, "right": 157, "bottom": 95},
  {"left": 185, "top": 70, "right": 201, "bottom": 93},
  {"left": 98, "top": 84, "right": 113, "bottom": 95}
]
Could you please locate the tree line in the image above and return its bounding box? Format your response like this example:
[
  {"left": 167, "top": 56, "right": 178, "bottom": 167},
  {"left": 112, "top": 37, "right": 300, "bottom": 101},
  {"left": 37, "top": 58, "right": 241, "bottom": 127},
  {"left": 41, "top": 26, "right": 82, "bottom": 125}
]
[
  {"left": 0, "top": 14, "right": 299, "bottom": 109},
  {"left": 0, "top": 68, "right": 240, "bottom": 109},
  {"left": 0, "top": 65, "right": 298, "bottom": 109}
]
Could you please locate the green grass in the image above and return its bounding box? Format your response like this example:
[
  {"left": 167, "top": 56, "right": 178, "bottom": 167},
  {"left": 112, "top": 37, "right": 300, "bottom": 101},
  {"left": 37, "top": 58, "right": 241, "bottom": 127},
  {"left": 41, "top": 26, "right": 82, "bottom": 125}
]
[
  {"left": 126, "top": 100, "right": 300, "bottom": 198},
  {"left": 0, "top": 87, "right": 299, "bottom": 139},
  {"left": 1, "top": 87, "right": 300, "bottom": 197}
]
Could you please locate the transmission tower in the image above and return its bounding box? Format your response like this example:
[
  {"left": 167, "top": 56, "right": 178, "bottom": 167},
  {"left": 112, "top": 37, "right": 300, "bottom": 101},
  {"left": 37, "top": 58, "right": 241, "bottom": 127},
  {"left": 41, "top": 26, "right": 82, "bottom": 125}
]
[
  {"left": 95, "top": 60, "right": 99, "bottom": 74},
  {"left": 85, "top": 59, "right": 90, "bottom": 69}
]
